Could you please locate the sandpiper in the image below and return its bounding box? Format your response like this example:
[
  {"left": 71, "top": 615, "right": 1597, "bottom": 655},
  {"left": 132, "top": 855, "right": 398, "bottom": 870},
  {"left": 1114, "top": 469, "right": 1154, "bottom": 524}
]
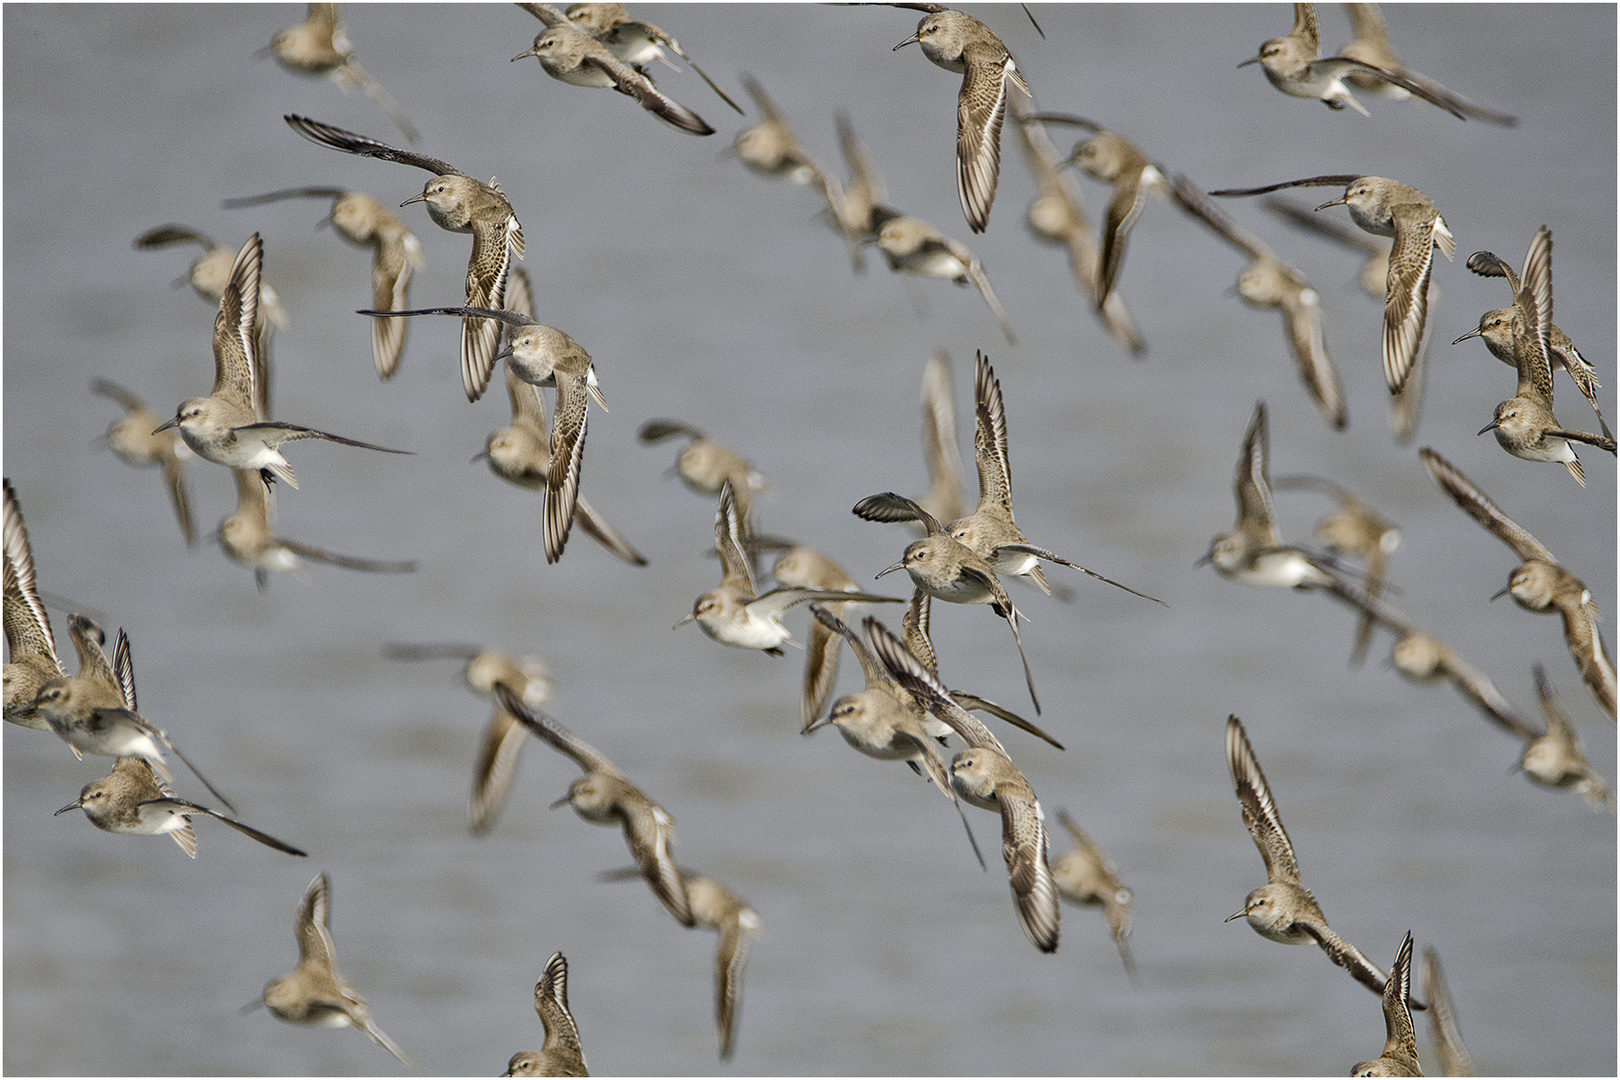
[
  {"left": 684, "top": 872, "right": 763, "bottom": 1061},
  {"left": 1200, "top": 402, "right": 1334, "bottom": 589},
  {"left": 1012, "top": 107, "right": 1145, "bottom": 355},
  {"left": 4, "top": 479, "right": 66, "bottom": 728},
  {"left": 865, "top": 615, "right": 1060, "bottom": 953},
  {"left": 504, "top": 951, "right": 588, "bottom": 1077},
  {"left": 873, "top": 214, "right": 1016, "bottom": 344},
  {"left": 1420, "top": 447, "right": 1616, "bottom": 719},
  {"left": 1421, "top": 946, "right": 1474, "bottom": 1077},
  {"left": 916, "top": 351, "right": 971, "bottom": 528},
  {"left": 1271, "top": 475, "right": 1400, "bottom": 664},
  {"left": 1211, "top": 175, "right": 1453, "bottom": 398},
  {"left": 1350, "top": 931, "right": 1421, "bottom": 1077},
  {"left": 216, "top": 467, "right": 415, "bottom": 592},
  {"left": 56, "top": 755, "right": 307, "bottom": 857},
  {"left": 495, "top": 686, "right": 694, "bottom": 927},
  {"left": 1522, "top": 665, "right": 1615, "bottom": 814},
  {"left": 244, "top": 873, "right": 414, "bottom": 1071},
  {"left": 285, "top": 114, "right": 525, "bottom": 402},
  {"left": 892, "top": 7, "right": 1032, "bottom": 233},
  {"left": 637, "top": 419, "right": 770, "bottom": 532},
  {"left": 1456, "top": 245, "right": 1608, "bottom": 438},
  {"left": 363, "top": 305, "right": 599, "bottom": 563},
  {"left": 1053, "top": 810, "right": 1135, "bottom": 974},
  {"left": 384, "top": 642, "right": 553, "bottom": 835},
  {"left": 1239, "top": 2, "right": 1466, "bottom": 119},
  {"left": 761, "top": 542, "right": 863, "bottom": 728},
  {"left": 679, "top": 482, "right": 902, "bottom": 655},
  {"left": 563, "top": 3, "right": 743, "bottom": 115},
  {"left": 155, "top": 233, "right": 409, "bottom": 489},
  {"left": 512, "top": 4, "right": 714, "bottom": 135},
  {"left": 223, "top": 186, "right": 424, "bottom": 380},
  {"left": 729, "top": 74, "right": 842, "bottom": 220},
  {"left": 1469, "top": 227, "right": 1614, "bottom": 483},
  {"left": 827, "top": 111, "right": 902, "bottom": 270},
  {"left": 1336, "top": 3, "right": 1517, "bottom": 125},
  {"left": 134, "top": 224, "right": 281, "bottom": 417},
  {"left": 91, "top": 379, "right": 197, "bottom": 547},
  {"left": 856, "top": 490, "right": 1040, "bottom": 713},
  {"left": 1167, "top": 174, "right": 1347, "bottom": 431},
  {"left": 262, "top": 3, "right": 418, "bottom": 142},
  {"left": 1224, "top": 715, "right": 1414, "bottom": 1004},
  {"left": 1032, "top": 113, "right": 1169, "bottom": 312}
]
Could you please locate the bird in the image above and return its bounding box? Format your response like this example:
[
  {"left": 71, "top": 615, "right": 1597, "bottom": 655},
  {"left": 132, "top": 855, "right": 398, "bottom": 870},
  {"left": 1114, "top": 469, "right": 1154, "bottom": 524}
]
[
  {"left": 892, "top": 6, "right": 1032, "bottom": 233},
  {"left": 1224, "top": 715, "right": 1417, "bottom": 1005},
  {"left": 1350, "top": 931, "right": 1422, "bottom": 1077},
  {"left": 756, "top": 542, "right": 865, "bottom": 729},
  {"left": 56, "top": 755, "right": 308, "bottom": 858},
  {"left": 1210, "top": 174, "right": 1453, "bottom": 398},
  {"left": 1031, "top": 113, "right": 1170, "bottom": 312},
  {"left": 1239, "top": 2, "right": 1467, "bottom": 119},
  {"left": 285, "top": 113, "right": 525, "bottom": 402},
  {"left": 222, "top": 185, "right": 424, "bottom": 380},
  {"left": 261, "top": 3, "right": 419, "bottom": 142},
  {"left": 729, "top": 73, "right": 840, "bottom": 215},
  {"left": 826, "top": 110, "right": 902, "bottom": 270},
  {"left": 244, "top": 873, "right": 414, "bottom": 1071},
  {"left": 1521, "top": 665, "right": 1615, "bottom": 814},
  {"left": 133, "top": 224, "right": 282, "bottom": 417},
  {"left": 363, "top": 304, "right": 599, "bottom": 563},
  {"left": 864, "top": 615, "right": 1060, "bottom": 954},
  {"left": 1421, "top": 946, "right": 1475, "bottom": 1077},
  {"left": 4, "top": 478, "right": 66, "bottom": 729},
  {"left": 1167, "top": 173, "right": 1347, "bottom": 431},
  {"left": 1456, "top": 245, "right": 1608, "bottom": 439},
  {"left": 915, "top": 351, "right": 971, "bottom": 529},
  {"left": 865, "top": 352, "right": 1160, "bottom": 606},
  {"left": 384, "top": 642, "right": 554, "bottom": 835},
  {"left": 872, "top": 214, "right": 1016, "bottom": 344},
  {"left": 1270, "top": 474, "right": 1400, "bottom": 664},
  {"left": 637, "top": 419, "right": 770, "bottom": 532},
  {"left": 679, "top": 482, "right": 902, "bottom": 655},
  {"left": 216, "top": 467, "right": 416, "bottom": 592},
  {"left": 855, "top": 490, "right": 1040, "bottom": 713},
  {"left": 1052, "top": 810, "right": 1135, "bottom": 974},
  {"left": 503, "top": 951, "right": 588, "bottom": 1077},
  {"left": 1011, "top": 106, "right": 1145, "bottom": 355},
  {"left": 1199, "top": 402, "right": 1335, "bottom": 589},
  {"left": 1335, "top": 3, "right": 1517, "bottom": 125},
  {"left": 91, "top": 379, "right": 197, "bottom": 546},
  {"left": 1263, "top": 195, "right": 1388, "bottom": 300},
  {"left": 1420, "top": 447, "right": 1616, "bottom": 719},
  {"left": 155, "top": 233, "right": 409, "bottom": 490},
  {"left": 562, "top": 2, "right": 743, "bottom": 114},
  {"left": 511, "top": 4, "right": 715, "bottom": 135},
  {"left": 1469, "top": 227, "right": 1615, "bottom": 483},
  {"left": 685, "top": 873, "right": 763, "bottom": 1062},
  {"left": 495, "top": 686, "right": 694, "bottom": 927}
]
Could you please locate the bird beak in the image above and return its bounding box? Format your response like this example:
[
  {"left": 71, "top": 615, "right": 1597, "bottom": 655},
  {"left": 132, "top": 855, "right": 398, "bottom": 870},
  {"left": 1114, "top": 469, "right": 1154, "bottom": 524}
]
[
  {"left": 315, "top": 213, "right": 334, "bottom": 231},
  {"left": 1452, "top": 326, "right": 1483, "bottom": 345},
  {"left": 1489, "top": 583, "right": 1512, "bottom": 602},
  {"left": 512, "top": 46, "right": 539, "bottom": 62},
  {"left": 400, "top": 192, "right": 426, "bottom": 208},
  {"left": 876, "top": 561, "right": 906, "bottom": 579},
  {"left": 1193, "top": 551, "right": 1213, "bottom": 568},
  {"left": 893, "top": 33, "right": 920, "bottom": 50},
  {"left": 802, "top": 714, "right": 830, "bottom": 736},
  {"left": 1315, "top": 195, "right": 1348, "bottom": 211},
  {"left": 549, "top": 793, "right": 572, "bottom": 810},
  {"left": 55, "top": 799, "right": 83, "bottom": 816},
  {"left": 672, "top": 611, "right": 697, "bottom": 630},
  {"left": 152, "top": 418, "right": 180, "bottom": 434},
  {"left": 1477, "top": 417, "right": 1501, "bottom": 435},
  {"left": 470, "top": 448, "right": 491, "bottom": 464},
  {"left": 1224, "top": 909, "right": 1247, "bottom": 923},
  {"left": 493, "top": 345, "right": 514, "bottom": 365},
  {"left": 1236, "top": 54, "right": 1261, "bottom": 68}
]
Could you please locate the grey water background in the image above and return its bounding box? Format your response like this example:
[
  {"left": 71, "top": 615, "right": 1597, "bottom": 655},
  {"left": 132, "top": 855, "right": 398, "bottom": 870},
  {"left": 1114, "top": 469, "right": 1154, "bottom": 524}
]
[{"left": 3, "top": 3, "right": 1614, "bottom": 1075}]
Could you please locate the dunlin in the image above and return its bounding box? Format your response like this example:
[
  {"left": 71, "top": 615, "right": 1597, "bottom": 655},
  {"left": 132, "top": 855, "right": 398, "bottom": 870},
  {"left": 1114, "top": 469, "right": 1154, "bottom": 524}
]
[
  {"left": 638, "top": 419, "right": 769, "bottom": 532},
  {"left": 245, "top": 873, "right": 414, "bottom": 1071},
  {"left": 1336, "top": 3, "right": 1516, "bottom": 125},
  {"left": 1522, "top": 665, "right": 1615, "bottom": 814},
  {"left": 285, "top": 114, "right": 525, "bottom": 401},
  {"left": 1053, "top": 810, "right": 1134, "bottom": 974},
  {"left": 764, "top": 543, "right": 863, "bottom": 728},
  {"left": 1350, "top": 931, "right": 1421, "bottom": 1077},
  {"left": 4, "top": 479, "right": 66, "bottom": 728},
  {"left": 1225, "top": 715, "right": 1415, "bottom": 1004},
  {"left": 263, "top": 3, "right": 418, "bottom": 142},
  {"left": 1421, "top": 447, "right": 1616, "bottom": 719},
  {"left": 91, "top": 379, "right": 197, "bottom": 546},
  {"left": 563, "top": 3, "right": 743, "bottom": 114},
  {"left": 827, "top": 111, "right": 902, "bottom": 270},
  {"left": 873, "top": 214, "right": 1016, "bottom": 344},
  {"left": 1421, "top": 946, "right": 1474, "bottom": 1076},
  {"left": 504, "top": 951, "right": 588, "bottom": 1076}
]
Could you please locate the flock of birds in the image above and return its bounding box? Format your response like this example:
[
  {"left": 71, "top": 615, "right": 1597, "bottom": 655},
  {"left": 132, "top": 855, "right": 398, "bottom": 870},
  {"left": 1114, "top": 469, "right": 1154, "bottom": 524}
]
[{"left": 3, "top": 2, "right": 1614, "bottom": 1075}]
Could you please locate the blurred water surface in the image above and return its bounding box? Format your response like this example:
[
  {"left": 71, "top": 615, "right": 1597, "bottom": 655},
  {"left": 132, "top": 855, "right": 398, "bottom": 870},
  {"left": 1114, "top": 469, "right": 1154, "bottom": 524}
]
[{"left": 4, "top": 4, "right": 1614, "bottom": 1075}]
